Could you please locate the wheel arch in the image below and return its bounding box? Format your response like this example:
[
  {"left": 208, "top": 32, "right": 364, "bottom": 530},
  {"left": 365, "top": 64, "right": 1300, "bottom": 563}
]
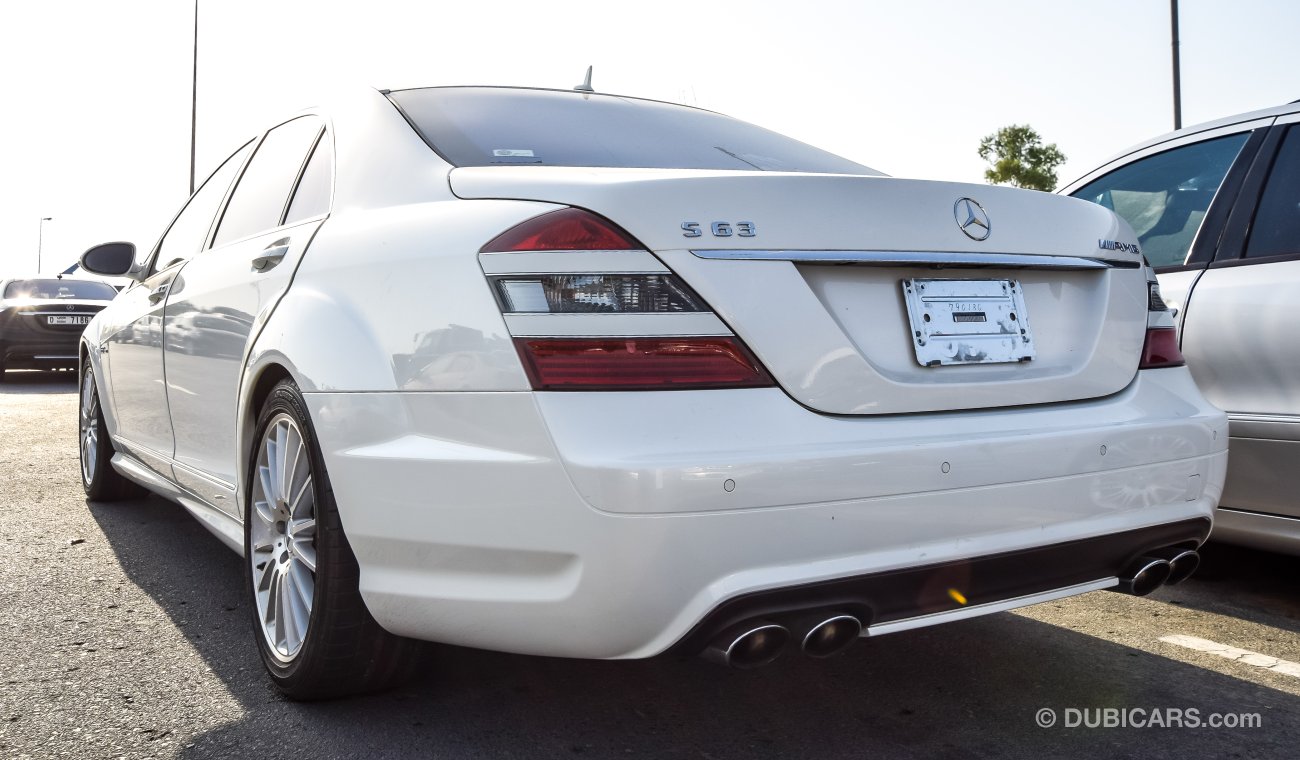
[{"left": 236, "top": 355, "right": 305, "bottom": 524}]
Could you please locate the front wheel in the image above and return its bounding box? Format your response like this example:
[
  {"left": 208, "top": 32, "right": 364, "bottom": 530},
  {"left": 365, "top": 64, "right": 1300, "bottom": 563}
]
[
  {"left": 246, "top": 379, "right": 425, "bottom": 700},
  {"left": 79, "top": 363, "right": 142, "bottom": 501}
]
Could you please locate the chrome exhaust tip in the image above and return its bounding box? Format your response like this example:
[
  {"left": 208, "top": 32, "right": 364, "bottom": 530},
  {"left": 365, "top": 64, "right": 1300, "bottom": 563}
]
[
  {"left": 1151, "top": 547, "right": 1200, "bottom": 585},
  {"left": 1115, "top": 556, "right": 1172, "bottom": 596},
  {"left": 701, "top": 621, "right": 790, "bottom": 669},
  {"left": 800, "top": 614, "right": 863, "bottom": 658}
]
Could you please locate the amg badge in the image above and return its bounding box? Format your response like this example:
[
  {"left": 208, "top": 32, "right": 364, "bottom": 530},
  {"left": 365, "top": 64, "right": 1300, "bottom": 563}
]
[{"left": 1099, "top": 239, "right": 1141, "bottom": 255}]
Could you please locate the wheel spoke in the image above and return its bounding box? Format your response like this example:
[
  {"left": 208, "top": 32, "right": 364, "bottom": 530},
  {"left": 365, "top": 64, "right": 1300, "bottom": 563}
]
[
  {"left": 251, "top": 497, "right": 278, "bottom": 528},
  {"left": 275, "top": 422, "right": 291, "bottom": 504},
  {"left": 293, "top": 536, "right": 317, "bottom": 573},
  {"left": 257, "top": 562, "right": 278, "bottom": 637},
  {"left": 289, "top": 562, "right": 313, "bottom": 622},
  {"left": 273, "top": 568, "right": 290, "bottom": 650},
  {"left": 285, "top": 425, "right": 305, "bottom": 503},
  {"left": 250, "top": 534, "right": 277, "bottom": 556},
  {"left": 264, "top": 442, "right": 280, "bottom": 508},
  {"left": 289, "top": 475, "right": 313, "bottom": 520},
  {"left": 282, "top": 569, "right": 307, "bottom": 649}
]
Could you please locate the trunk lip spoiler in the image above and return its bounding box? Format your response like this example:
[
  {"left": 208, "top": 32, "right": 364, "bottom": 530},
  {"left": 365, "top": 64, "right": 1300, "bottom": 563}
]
[{"left": 689, "top": 249, "right": 1141, "bottom": 270}]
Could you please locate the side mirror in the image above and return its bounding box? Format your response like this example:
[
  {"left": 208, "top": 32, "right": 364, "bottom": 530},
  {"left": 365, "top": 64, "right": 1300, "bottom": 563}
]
[{"left": 80, "top": 242, "right": 138, "bottom": 278}]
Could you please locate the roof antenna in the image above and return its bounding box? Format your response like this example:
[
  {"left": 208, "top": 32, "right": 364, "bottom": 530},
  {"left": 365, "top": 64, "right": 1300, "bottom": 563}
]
[{"left": 573, "top": 66, "right": 595, "bottom": 93}]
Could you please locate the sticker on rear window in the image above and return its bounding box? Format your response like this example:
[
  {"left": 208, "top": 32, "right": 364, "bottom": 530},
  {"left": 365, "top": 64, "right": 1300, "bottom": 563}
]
[{"left": 493, "top": 149, "right": 535, "bottom": 157}]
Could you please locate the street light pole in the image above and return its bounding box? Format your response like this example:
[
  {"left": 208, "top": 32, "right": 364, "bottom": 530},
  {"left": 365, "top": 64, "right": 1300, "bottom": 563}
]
[
  {"left": 1171, "top": 0, "right": 1182, "bottom": 130},
  {"left": 37, "top": 217, "right": 53, "bottom": 274},
  {"left": 189, "top": 0, "right": 198, "bottom": 195}
]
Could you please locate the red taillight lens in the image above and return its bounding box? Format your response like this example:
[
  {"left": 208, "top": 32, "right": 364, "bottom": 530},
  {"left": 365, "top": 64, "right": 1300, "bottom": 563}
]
[
  {"left": 514, "top": 337, "right": 775, "bottom": 390},
  {"left": 481, "top": 208, "right": 641, "bottom": 252},
  {"left": 1140, "top": 327, "right": 1184, "bottom": 369}
]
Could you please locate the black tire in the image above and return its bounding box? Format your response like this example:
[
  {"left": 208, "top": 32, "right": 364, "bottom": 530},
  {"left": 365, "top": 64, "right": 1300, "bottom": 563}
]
[
  {"left": 245, "top": 379, "right": 426, "bottom": 700},
  {"left": 79, "top": 363, "right": 144, "bottom": 501}
]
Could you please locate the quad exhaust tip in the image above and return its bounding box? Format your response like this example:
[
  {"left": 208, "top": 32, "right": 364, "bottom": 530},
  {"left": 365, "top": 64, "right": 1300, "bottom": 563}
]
[
  {"left": 1152, "top": 547, "right": 1200, "bottom": 585},
  {"left": 702, "top": 622, "right": 790, "bottom": 669},
  {"left": 800, "top": 614, "right": 864, "bottom": 658},
  {"left": 1116, "top": 556, "right": 1172, "bottom": 596}
]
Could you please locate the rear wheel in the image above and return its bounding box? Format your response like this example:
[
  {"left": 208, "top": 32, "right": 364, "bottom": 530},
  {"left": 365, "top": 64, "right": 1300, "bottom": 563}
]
[
  {"left": 246, "top": 379, "right": 426, "bottom": 700},
  {"left": 79, "top": 363, "right": 142, "bottom": 500}
]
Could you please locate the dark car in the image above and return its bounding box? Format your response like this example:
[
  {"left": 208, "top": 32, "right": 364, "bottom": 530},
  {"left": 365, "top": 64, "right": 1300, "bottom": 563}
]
[{"left": 0, "top": 277, "right": 117, "bottom": 378}]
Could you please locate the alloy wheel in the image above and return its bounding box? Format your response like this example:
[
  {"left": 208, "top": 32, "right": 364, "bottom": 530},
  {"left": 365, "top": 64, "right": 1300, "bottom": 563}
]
[
  {"left": 249, "top": 414, "right": 318, "bottom": 662},
  {"left": 79, "top": 370, "right": 99, "bottom": 487}
]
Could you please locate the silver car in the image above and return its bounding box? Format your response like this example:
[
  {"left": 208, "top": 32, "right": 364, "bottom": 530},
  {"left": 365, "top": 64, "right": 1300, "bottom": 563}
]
[{"left": 1062, "top": 101, "right": 1300, "bottom": 555}]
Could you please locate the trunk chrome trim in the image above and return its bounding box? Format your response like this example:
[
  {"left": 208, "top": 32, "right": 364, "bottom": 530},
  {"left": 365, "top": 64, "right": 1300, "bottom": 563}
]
[{"left": 690, "top": 249, "right": 1141, "bottom": 270}]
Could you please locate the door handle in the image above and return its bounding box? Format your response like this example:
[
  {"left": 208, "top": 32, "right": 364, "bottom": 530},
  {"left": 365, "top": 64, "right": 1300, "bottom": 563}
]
[
  {"left": 147, "top": 283, "right": 170, "bottom": 304},
  {"left": 252, "top": 238, "right": 291, "bottom": 272}
]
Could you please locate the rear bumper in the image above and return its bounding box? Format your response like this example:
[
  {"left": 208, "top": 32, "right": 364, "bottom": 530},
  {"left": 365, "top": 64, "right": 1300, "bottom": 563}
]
[
  {"left": 671, "top": 517, "right": 1208, "bottom": 654},
  {"left": 306, "top": 366, "right": 1227, "bottom": 659},
  {"left": 0, "top": 332, "right": 80, "bottom": 366}
]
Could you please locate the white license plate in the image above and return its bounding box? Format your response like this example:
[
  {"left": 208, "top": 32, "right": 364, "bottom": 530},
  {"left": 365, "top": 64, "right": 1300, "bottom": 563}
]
[
  {"left": 902, "top": 278, "right": 1036, "bottom": 367},
  {"left": 47, "top": 315, "right": 92, "bottom": 326}
]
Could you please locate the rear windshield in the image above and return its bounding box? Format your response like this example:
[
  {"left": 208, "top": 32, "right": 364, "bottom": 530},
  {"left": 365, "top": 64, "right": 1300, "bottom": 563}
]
[
  {"left": 3, "top": 279, "right": 117, "bottom": 301},
  {"left": 388, "top": 87, "right": 878, "bottom": 175}
]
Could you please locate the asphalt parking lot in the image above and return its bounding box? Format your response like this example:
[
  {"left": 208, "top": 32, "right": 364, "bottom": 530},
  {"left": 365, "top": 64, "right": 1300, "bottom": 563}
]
[{"left": 1, "top": 370, "right": 1298, "bottom": 760}]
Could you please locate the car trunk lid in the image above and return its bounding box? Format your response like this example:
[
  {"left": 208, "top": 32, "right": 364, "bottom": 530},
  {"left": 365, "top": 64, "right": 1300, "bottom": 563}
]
[{"left": 452, "top": 167, "right": 1148, "bottom": 415}]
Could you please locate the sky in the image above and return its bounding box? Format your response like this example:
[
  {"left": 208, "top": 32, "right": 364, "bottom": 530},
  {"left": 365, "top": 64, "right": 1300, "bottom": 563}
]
[{"left": 1, "top": 0, "right": 1297, "bottom": 276}]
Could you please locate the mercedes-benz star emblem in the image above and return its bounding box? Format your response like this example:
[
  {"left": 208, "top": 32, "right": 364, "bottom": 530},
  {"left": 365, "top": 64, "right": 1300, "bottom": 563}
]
[
  {"left": 66, "top": 305, "right": 76, "bottom": 311},
  {"left": 954, "top": 198, "right": 991, "bottom": 241}
]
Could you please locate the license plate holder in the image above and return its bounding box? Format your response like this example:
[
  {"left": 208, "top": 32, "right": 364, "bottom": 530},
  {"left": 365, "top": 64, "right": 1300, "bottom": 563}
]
[{"left": 902, "top": 278, "right": 1035, "bottom": 367}]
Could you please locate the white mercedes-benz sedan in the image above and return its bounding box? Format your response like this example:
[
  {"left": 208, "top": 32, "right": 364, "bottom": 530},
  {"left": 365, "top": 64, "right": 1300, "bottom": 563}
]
[{"left": 78, "top": 85, "right": 1227, "bottom": 699}]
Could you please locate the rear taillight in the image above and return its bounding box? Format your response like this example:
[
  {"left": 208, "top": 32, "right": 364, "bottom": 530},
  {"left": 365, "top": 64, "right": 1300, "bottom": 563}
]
[
  {"left": 1139, "top": 280, "right": 1184, "bottom": 369},
  {"left": 480, "top": 208, "right": 640, "bottom": 252},
  {"left": 485, "top": 207, "right": 775, "bottom": 390},
  {"left": 514, "top": 337, "right": 774, "bottom": 391},
  {"left": 1139, "top": 327, "right": 1184, "bottom": 369}
]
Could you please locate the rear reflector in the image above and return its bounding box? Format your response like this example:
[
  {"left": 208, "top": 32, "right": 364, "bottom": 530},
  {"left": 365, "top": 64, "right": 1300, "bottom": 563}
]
[
  {"left": 1148, "top": 281, "right": 1169, "bottom": 312},
  {"left": 495, "top": 274, "right": 707, "bottom": 313},
  {"left": 514, "top": 337, "right": 775, "bottom": 390},
  {"left": 1139, "top": 327, "right": 1185, "bottom": 369},
  {"left": 481, "top": 208, "right": 642, "bottom": 252}
]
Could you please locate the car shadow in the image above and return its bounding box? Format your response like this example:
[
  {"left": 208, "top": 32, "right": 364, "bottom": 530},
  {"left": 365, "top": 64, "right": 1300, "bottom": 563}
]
[
  {"left": 88, "top": 498, "right": 1300, "bottom": 759},
  {"left": 1150, "top": 542, "right": 1300, "bottom": 634},
  {"left": 0, "top": 369, "right": 78, "bottom": 394}
]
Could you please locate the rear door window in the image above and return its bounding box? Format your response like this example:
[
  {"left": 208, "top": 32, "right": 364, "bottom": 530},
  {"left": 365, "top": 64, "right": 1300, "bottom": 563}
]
[
  {"left": 1071, "top": 133, "right": 1250, "bottom": 268},
  {"left": 213, "top": 117, "right": 323, "bottom": 247},
  {"left": 283, "top": 132, "right": 333, "bottom": 225},
  {"left": 1243, "top": 125, "right": 1300, "bottom": 259}
]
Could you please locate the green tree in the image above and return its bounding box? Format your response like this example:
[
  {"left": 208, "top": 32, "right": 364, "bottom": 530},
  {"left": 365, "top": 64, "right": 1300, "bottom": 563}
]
[{"left": 978, "top": 125, "right": 1066, "bottom": 192}]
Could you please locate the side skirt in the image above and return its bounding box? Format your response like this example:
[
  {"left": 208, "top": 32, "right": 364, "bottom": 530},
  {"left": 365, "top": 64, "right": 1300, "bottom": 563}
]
[{"left": 109, "top": 452, "right": 245, "bottom": 555}]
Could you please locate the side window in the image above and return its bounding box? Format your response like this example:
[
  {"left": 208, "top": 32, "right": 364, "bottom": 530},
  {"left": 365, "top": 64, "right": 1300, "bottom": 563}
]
[
  {"left": 153, "top": 141, "right": 253, "bottom": 273},
  {"left": 283, "top": 131, "right": 332, "bottom": 225},
  {"left": 1071, "top": 133, "right": 1250, "bottom": 268},
  {"left": 212, "top": 117, "right": 323, "bottom": 247},
  {"left": 1244, "top": 126, "right": 1300, "bottom": 259}
]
